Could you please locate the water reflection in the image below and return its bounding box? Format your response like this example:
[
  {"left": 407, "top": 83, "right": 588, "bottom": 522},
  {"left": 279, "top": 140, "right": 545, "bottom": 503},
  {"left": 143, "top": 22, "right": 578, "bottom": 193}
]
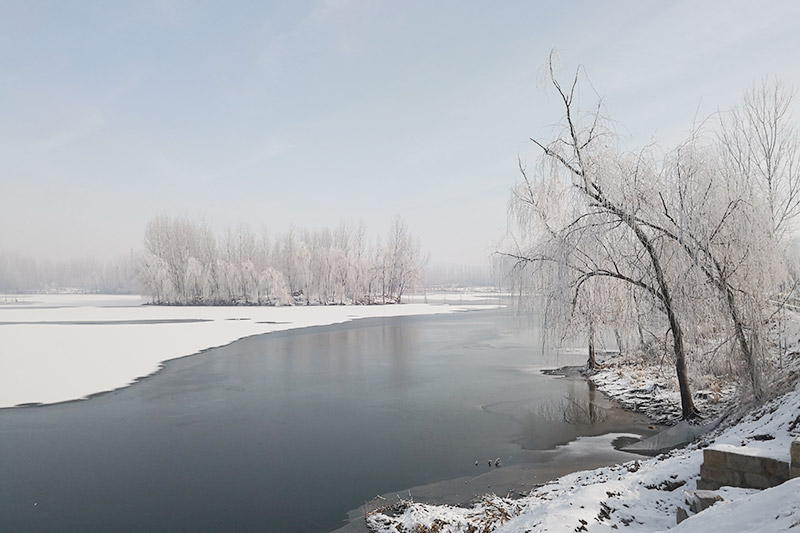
[
  {"left": 536, "top": 380, "right": 610, "bottom": 425},
  {"left": 519, "top": 378, "right": 643, "bottom": 450}
]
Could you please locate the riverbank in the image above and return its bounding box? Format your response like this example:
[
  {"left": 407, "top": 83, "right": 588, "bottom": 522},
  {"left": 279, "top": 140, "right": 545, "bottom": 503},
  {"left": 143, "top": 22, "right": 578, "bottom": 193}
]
[
  {"left": 334, "top": 432, "right": 648, "bottom": 533},
  {"left": 363, "top": 336, "right": 800, "bottom": 532},
  {"left": 366, "top": 380, "right": 800, "bottom": 532},
  {"left": 333, "top": 367, "right": 661, "bottom": 532}
]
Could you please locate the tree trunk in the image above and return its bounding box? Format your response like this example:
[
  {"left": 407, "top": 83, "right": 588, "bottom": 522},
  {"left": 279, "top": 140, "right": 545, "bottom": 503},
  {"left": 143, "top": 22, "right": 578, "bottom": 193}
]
[
  {"left": 724, "top": 287, "right": 762, "bottom": 400},
  {"left": 614, "top": 328, "right": 624, "bottom": 357},
  {"left": 626, "top": 216, "right": 699, "bottom": 420},
  {"left": 587, "top": 327, "right": 598, "bottom": 370},
  {"left": 666, "top": 305, "right": 698, "bottom": 419}
]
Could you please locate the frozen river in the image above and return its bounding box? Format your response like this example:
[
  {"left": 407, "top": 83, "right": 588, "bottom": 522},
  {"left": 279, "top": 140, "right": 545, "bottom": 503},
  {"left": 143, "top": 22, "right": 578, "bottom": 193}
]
[{"left": 0, "top": 307, "right": 652, "bottom": 532}]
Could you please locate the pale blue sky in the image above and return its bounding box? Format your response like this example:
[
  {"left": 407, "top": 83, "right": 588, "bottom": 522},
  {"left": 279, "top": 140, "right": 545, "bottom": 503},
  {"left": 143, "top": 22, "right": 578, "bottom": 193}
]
[{"left": 2, "top": 0, "right": 799, "bottom": 265}]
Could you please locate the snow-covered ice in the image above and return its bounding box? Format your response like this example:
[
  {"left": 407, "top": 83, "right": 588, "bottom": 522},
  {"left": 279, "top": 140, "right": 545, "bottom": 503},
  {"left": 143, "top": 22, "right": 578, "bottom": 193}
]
[{"left": 0, "top": 294, "right": 499, "bottom": 408}]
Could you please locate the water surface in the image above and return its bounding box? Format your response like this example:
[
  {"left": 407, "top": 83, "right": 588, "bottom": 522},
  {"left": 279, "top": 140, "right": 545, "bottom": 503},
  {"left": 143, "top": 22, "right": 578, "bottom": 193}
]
[{"left": 0, "top": 308, "right": 650, "bottom": 532}]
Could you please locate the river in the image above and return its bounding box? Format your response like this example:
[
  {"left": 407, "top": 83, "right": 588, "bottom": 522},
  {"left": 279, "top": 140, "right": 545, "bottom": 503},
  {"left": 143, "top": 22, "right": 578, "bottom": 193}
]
[{"left": 0, "top": 307, "right": 652, "bottom": 532}]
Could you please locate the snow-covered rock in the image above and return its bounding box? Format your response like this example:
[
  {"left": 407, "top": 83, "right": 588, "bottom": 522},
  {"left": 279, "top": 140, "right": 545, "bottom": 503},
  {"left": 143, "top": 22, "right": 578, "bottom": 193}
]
[{"left": 664, "top": 479, "right": 800, "bottom": 533}]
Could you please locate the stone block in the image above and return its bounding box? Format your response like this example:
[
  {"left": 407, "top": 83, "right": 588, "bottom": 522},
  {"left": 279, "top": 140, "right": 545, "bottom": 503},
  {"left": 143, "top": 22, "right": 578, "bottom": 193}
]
[
  {"left": 700, "top": 464, "right": 738, "bottom": 487},
  {"left": 789, "top": 466, "right": 800, "bottom": 479},
  {"left": 725, "top": 452, "right": 763, "bottom": 474},
  {"left": 743, "top": 472, "right": 774, "bottom": 489},
  {"left": 703, "top": 449, "right": 726, "bottom": 470},
  {"left": 699, "top": 464, "right": 718, "bottom": 482},
  {"left": 676, "top": 506, "right": 689, "bottom": 524},
  {"left": 688, "top": 490, "right": 723, "bottom": 514},
  {"left": 792, "top": 439, "right": 800, "bottom": 466},
  {"left": 761, "top": 457, "right": 789, "bottom": 481},
  {"left": 696, "top": 478, "right": 721, "bottom": 491}
]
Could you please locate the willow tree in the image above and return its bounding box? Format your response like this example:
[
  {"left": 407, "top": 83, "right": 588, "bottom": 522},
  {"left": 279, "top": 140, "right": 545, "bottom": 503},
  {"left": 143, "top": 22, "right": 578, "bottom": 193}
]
[
  {"left": 647, "top": 81, "right": 800, "bottom": 400},
  {"left": 506, "top": 55, "right": 800, "bottom": 417},
  {"left": 504, "top": 55, "right": 699, "bottom": 419}
]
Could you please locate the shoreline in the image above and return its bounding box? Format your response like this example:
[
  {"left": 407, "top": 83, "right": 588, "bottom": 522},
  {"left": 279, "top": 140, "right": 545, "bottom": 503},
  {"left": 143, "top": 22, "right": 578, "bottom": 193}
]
[
  {"left": 334, "top": 433, "right": 648, "bottom": 533},
  {"left": 0, "top": 297, "right": 500, "bottom": 408},
  {"left": 362, "top": 316, "right": 800, "bottom": 533},
  {"left": 335, "top": 365, "right": 660, "bottom": 533},
  {"left": 364, "top": 382, "right": 800, "bottom": 532}
]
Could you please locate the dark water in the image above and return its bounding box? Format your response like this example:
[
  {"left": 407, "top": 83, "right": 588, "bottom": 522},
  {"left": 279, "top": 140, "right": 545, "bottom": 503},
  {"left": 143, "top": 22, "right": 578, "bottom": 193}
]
[{"left": 0, "top": 309, "right": 649, "bottom": 532}]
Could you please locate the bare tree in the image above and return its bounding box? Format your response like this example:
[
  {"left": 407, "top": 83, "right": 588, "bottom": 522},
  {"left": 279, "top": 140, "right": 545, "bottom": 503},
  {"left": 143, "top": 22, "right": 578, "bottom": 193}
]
[
  {"left": 138, "top": 216, "right": 426, "bottom": 308},
  {"left": 384, "top": 216, "right": 424, "bottom": 303},
  {"left": 504, "top": 54, "right": 699, "bottom": 418},
  {"left": 718, "top": 80, "right": 800, "bottom": 239},
  {"left": 505, "top": 55, "right": 800, "bottom": 415},
  {"left": 646, "top": 84, "right": 800, "bottom": 400}
]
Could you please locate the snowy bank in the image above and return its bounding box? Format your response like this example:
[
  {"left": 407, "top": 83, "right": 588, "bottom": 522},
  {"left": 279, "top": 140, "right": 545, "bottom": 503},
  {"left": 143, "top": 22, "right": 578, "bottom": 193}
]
[
  {"left": 586, "top": 354, "right": 739, "bottom": 426},
  {"left": 0, "top": 295, "right": 499, "bottom": 408},
  {"left": 365, "top": 380, "right": 800, "bottom": 532}
]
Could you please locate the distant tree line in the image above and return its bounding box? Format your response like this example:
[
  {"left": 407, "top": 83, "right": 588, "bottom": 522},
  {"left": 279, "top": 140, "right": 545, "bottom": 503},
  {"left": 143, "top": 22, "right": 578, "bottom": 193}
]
[
  {"left": 0, "top": 252, "right": 137, "bottom": 294},
  {"left": 423, "top": 262, "right": 497, "bottom": 288},
  {"left": 138, "top": 216, "right": 425, "bottom": 306}
]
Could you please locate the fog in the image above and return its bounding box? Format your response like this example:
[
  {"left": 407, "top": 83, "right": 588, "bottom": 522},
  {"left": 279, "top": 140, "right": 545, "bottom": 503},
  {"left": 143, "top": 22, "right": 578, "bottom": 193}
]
[{"left": 2, "top": 1, "right": 799, "bottom": 271}]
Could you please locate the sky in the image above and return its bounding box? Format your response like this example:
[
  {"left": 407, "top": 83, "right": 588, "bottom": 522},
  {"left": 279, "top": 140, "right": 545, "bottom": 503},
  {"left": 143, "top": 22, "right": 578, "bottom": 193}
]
[{"left": 2, "top": 0, "right": 800, "bottom": 267}]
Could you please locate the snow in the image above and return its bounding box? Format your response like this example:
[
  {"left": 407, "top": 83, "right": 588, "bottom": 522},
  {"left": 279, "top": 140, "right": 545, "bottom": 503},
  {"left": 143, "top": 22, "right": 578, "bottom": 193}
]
[
  {"left": 366, "top": 374, "right": 800, "bottom": 532},
  {"left": 5, "top": 294, "right": 800, "bottom": 531},
  {"left": 0, "top": 295, "right": 499, "bottom": 408},
  {"left": 621, "top": 420, "right": 717, "bottom": 455},
  {"left": 586, "top": 356, "right": 739, "bottom": 426},
  {"left": 664, "top": 479, "right": 800, "bottom": 533},
  {"left": 707, "top": 443, "right": 789, "bottom": 462}
]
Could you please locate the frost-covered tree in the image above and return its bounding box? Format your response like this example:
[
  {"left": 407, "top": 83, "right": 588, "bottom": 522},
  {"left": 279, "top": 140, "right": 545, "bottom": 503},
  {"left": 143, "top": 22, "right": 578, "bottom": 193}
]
[
  {"left": 350, "top": 221, "right": 368, "bottom": 304},
  {"left": 0, "top": 251, "right": 139, "bottom": 294},
  {"left": 504, "top": 56, "right": 699, "bottom": 418},
  {"left": 504, "top": 56, "right": 800, "bottom": 415},
  {"left": 384, "top": 216, "right": 424, "bottom": 303},
  {"left": 649, "top": 83, "right": 800, "bottom": 400},
  {"left": 257, "top": 266, "right": 290, "bottom": 305},
  {"left": 717, "top": 80, "right": 800, "bottom": 240},
  {"left": 137, "top": 215, "right": 425, "bottom": 307}
]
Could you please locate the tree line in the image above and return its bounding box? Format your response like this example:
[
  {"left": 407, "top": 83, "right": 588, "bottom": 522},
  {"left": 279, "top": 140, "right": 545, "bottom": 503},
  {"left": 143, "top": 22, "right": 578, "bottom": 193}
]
[
  {"left": 138, "top": 216, "right": 425, "bottom": 306},
  {"left": 0, "top": 252, "right": 137, "bottom": 294},
  {"left": 503, "top": 54, "right": 800, "bottom": 419}
]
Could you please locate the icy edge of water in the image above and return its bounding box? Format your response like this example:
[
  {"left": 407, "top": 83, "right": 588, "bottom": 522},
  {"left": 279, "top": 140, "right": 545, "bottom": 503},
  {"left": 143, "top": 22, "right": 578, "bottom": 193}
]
[{"left": 0, "top": 302, "right": 499, "bottom": 408}]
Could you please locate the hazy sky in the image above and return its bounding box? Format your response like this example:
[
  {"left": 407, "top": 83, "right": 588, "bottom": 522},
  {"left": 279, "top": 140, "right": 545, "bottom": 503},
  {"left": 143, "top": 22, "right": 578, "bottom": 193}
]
[{"left": 2, "top": 1, "right": 800, "bottom": 266}]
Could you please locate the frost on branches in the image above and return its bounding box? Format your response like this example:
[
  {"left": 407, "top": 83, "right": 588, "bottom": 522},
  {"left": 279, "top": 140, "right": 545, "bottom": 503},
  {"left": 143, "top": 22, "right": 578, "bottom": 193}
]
[
  {"left": 500, "top": 53, "right": 800, "bottom": 418},
  {"left": 138, "top": 216, "right": 425, "bottom": 307}
]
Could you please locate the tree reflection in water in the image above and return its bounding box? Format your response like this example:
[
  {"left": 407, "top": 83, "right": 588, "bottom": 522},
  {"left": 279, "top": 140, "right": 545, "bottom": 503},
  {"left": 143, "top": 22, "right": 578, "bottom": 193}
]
[{"left": 538, "top": 382, "right": 610, "bottom": 425}]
